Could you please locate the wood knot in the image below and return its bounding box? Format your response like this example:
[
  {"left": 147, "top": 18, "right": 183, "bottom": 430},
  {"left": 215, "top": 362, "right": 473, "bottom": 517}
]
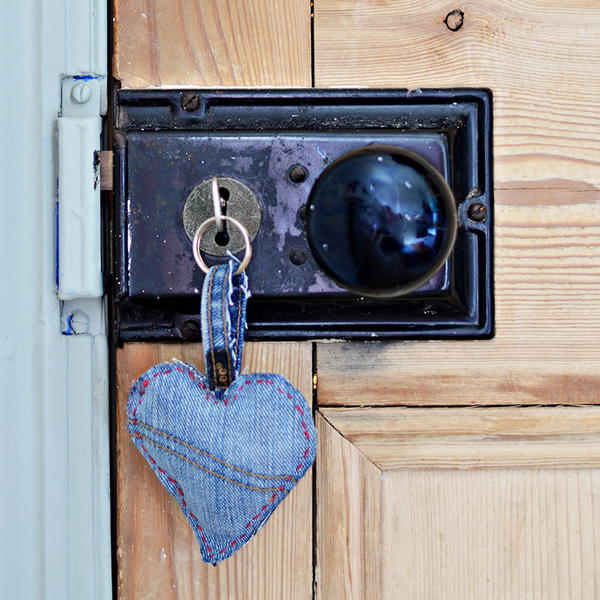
[{"left": 444, "top": 9, "right": 465, "bottom": 32}]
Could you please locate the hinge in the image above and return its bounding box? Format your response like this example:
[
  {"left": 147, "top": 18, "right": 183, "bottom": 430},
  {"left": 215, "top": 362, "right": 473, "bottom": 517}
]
[{"left": 57, "top": 76, "right": 106, "bottom": 300}]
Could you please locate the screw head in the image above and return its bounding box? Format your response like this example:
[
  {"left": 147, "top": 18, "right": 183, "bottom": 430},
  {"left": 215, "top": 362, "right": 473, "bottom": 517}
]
[
  {"left": 71, "top": 82, "right": 91, "bottom": 104},
  {"left": 179, "top": 319, "right": 201, "bottom": 340},
  {"left": 181, "top": 92, "right": 201, "bottom": 112},
  {"left": 288, "top": 165, "right": 308, "bottom": 184},
  {"left": 289, "top": 248, "right": 307, "bottom": 265},
  {"left": 467, "top": 202, "right": 487, "bottom": 223},
  {"left": 65, "top": 309, "right": 90, "bottom": 334}
]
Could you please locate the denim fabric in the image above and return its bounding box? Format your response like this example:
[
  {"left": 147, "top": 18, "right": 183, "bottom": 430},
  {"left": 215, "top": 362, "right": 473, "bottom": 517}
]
[
  {"left": 128, "top": 261, "right": 316, "bottom": 564},
  {"left": 201, "top": 261, "right": 248, "bottom": 393}
]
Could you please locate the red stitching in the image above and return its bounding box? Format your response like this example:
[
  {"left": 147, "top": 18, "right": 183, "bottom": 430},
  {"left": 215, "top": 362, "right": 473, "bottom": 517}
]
[
  {"left": 134, "top": 369, "right": 310, "bottom": 410},
  {"left": 131, "top": 368, "right": 313, "bottom": 559},
  {"left": 138, "top": 440, "right": 300, "bottom": 559}
]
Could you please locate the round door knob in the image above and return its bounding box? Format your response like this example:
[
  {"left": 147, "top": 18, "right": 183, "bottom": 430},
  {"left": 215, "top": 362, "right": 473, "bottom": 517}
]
[{"left": 306, "top": 145, "right": 457, "bottom": 297}]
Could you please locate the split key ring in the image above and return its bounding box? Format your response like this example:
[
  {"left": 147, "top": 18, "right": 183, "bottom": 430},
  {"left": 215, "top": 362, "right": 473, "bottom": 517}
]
[{"left": 192, "top": 216, "right": 252, "bottom": 276}]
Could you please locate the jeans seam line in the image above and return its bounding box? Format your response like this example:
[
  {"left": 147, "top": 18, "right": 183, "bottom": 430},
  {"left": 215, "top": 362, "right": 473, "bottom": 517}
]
[
  {"left": 134, "top": 432, "right": 288, "bottom": 493},
  {"left": 130, "top": 419, "right": 292, "bottom": 480}
]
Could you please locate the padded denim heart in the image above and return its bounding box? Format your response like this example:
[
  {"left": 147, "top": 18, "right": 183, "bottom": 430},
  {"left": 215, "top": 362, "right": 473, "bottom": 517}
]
[{"left": 127, "top": 361, "right": 316, "bottom": 564}]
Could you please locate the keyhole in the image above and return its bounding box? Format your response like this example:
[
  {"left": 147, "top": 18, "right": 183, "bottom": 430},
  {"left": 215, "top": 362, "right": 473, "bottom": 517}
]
[{"left": 214, "top": 186, "right": 231, "bottom": 246}]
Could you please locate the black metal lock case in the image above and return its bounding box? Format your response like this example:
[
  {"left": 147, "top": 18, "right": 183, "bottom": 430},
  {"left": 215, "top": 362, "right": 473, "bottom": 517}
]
[{"left": 113, "top": 89, "right": 493, "bottom": 341}]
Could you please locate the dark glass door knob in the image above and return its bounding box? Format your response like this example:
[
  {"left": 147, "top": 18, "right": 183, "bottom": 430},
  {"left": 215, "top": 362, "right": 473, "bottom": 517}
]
[{"left": 306, "top": 145, "right": 457, "bottom": 297}]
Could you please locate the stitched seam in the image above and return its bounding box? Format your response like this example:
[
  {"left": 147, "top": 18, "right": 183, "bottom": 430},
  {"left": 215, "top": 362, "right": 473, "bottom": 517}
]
[
  {"left": 222, "top": 267, "right": 233, "bottom": 385},
  {"left": 135, "top": 442, "right": 290, "bottom": 561},
  {"left": 130, "top": 420, "right": 291, "bottom": 480},
  {"left": 135, "top": 432, "right": 286, "bottom": 492},
  {"left": 132, "top": 370, "right": 313, "bottom": 559},
  {"left": 234, "top": 282, "right": 243, "bottom": 369}
]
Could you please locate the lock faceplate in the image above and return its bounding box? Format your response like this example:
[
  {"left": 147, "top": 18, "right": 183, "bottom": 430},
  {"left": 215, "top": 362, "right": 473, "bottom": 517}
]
[{"left": 113, "top": 89, "right": 493, "bottom": 341}]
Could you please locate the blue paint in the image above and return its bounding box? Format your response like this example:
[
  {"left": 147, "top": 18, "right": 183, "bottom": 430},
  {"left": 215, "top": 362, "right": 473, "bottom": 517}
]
[
  {"left": 73, "top": 74, "right": 98, "bottom": 80},
  {"left": 62, "top": 314, "right": 75, "bottom": 336}
]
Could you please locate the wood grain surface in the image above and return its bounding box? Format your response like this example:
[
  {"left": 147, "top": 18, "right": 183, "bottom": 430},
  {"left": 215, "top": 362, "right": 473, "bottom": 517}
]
[
  {"left": 314, "top": 1, "right": 600, "bottom": 405},
  {"left": 116, "top": 343, "right": 313, "bottom": 600},
  {"left": 114, "top": 0, "right": 311, "bottom": 88},
  {"left": 319, "top": 406, "right": 600, "bottom": 469},
  {"left": 317, "top": 409, "right": 600, "bottom": 599},
  {"left": 314, "top": 0, "right": 600, "bottom": 188}
]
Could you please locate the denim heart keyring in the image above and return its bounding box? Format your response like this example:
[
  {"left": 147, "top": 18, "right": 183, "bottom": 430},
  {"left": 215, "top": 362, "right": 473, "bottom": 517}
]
[{"left": 127, "top": 210, "right": 317, "bottom": 564}]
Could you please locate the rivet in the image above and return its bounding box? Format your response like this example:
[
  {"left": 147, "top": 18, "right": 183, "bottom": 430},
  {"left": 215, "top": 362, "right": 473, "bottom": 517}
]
[
  {"left": 289, "top": 249, "right": 307, "bottom": 265},
  {"left": 288, "top": 165, "right": 308, "bottom": 184}
]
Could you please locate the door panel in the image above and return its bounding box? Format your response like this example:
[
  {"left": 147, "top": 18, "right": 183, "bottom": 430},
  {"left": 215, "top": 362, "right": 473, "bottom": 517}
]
[
  {"left": 114, "top": 0, "right": 311, "bottom": 87},
  {"left": 113, "top": 0, "right": 600, "bottom": 597},
  {"left": 116, "top": 343, "right": 313, "bottom": 599},
  {"left": 314, "top": 0, "right": 600, "bottom": 406},
  {"left": 317, "top": 408, "right": 600, "bottom": 599}
]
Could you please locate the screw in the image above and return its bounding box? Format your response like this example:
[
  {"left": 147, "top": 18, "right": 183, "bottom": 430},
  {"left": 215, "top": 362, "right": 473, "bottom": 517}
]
[
  {"left": 288, "top": 165, "right": 308, "bottom": 184},
  {"left": 179, "top": 319, "right": 201, "bottom": 340},
  {"left": 467, "top": 202, "right": 487, "bottom": 223},
  {"left": 64, "top": 310, "right": 91, "bottom": 335},
  {"left": 181, "top": 92, "right": 201, "bottom": 112},
  {"left": 444, "top": 9, "right": 465, "bottom": 32},
  {"left": 71, "top": 82, "right": 91, "bottom": 104},
  {"left": 289, "top": 248, "right": 307, "bottom": 265}
]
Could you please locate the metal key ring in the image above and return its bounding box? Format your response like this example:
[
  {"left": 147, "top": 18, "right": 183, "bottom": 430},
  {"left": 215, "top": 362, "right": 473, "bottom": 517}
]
[{"left": 192, "top": 215, "right": 252, "bottom": 275}]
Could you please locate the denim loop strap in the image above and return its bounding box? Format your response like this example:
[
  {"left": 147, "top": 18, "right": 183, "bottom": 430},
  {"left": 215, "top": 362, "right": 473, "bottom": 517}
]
[{"left": 201, "top": 261, "right": 249, "bottom": 391}]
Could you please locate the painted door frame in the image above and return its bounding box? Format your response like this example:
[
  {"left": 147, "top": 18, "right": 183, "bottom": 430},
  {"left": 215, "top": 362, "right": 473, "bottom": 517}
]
[{"left": 0, "top": 1, "right": 111, "bottom": 598}]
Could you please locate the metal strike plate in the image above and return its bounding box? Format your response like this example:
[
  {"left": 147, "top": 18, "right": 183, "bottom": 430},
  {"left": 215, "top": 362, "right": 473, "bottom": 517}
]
[{"left": 113, "top": 89, "right": 493, "bottom": 341}]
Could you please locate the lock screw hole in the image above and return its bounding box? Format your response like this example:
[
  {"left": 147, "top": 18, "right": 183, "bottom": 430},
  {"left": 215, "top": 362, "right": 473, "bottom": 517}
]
[
  {"left": 288, "top": 165, "right": 308, "bottom": 184},
  {"left": 289, "top": 248, "right": 307, "bottom": 265},
  {"left": 179, "top": 319, "right": 201, "bottom": 340}
]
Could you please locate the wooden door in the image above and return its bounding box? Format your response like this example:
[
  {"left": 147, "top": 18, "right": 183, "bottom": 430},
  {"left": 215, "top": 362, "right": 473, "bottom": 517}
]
[{"left": 113, "top": 1, "right": 600, "bottom": 598}]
